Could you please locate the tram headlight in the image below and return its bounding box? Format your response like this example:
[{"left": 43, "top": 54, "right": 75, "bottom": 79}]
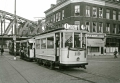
[{"left": 76, "top": 57, "right": 80, "bottom": 61}]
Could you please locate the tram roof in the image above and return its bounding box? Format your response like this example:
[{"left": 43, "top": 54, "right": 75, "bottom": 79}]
[{"left": 34, "top": 28, "right": 88, "bottom": 37}]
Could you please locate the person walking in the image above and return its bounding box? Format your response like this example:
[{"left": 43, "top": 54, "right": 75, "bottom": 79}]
[
  {"left": 114, "top": 49, "right": 118, "bottom": 58},
  {"left": 1, "top": 48, "right": 4, "bottom": 56}
]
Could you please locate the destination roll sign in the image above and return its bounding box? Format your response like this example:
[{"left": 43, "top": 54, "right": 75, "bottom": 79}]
[{"left": 64, "top": 23, "right": 85, "bottom": 30}]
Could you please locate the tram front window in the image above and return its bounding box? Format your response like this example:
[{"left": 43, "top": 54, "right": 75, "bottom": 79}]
[
  {"left": 29, "top": 43, "right": 33, "bottom": 49},
  {"left": 74, "top": 33, "right": 81, "bottom": 48},
  {"left": 65, "top": 32, "right": 73, "bottom": 48}
]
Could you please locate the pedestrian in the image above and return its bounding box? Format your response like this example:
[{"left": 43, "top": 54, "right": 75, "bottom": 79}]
[
  {"left": 114, "top": 49, "right": 118, "bottom": 58},
  {"left": 1, "top": 48, "right": 4, "bottom": 56}
]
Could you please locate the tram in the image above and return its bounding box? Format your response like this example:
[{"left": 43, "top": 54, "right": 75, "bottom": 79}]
[
  {"left": 19, "top": 39, "right": 35, "bottom": 61},
  {"left": 35, "top": 27, "right": 88, "bottom": 69},
  {"left": 8, "top": 40, "right": 20, "bottom": 55}
]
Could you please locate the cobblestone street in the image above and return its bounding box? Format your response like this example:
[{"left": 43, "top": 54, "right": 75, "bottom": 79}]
[{"left": 0, "top": 52, "right": 120, "bottom": 83}]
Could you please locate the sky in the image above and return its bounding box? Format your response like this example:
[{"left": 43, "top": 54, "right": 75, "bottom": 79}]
[{"left": 0, "top": 0, "right": 56, "bottom": 21}]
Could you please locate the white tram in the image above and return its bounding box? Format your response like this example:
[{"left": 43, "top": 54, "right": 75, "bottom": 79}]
[
  {"left": 20, "top": 39, "right": 35, "bottom": 61},
  {"left": 35, "top": 28, "right": 88, "bottom": 69}
]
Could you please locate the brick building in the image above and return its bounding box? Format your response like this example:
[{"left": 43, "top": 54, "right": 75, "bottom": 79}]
[{"left": 44, "top": 0, "right": 120, "bottom": 55}]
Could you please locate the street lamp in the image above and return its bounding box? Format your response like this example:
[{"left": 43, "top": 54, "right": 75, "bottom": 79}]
[{"left": 13, "top": 0, "right": 17, "bottom": 60}]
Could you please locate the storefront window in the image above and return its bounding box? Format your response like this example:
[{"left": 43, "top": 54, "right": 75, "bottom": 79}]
[{"left": 90, "top": 47, "right": 99, "bottom": 52}]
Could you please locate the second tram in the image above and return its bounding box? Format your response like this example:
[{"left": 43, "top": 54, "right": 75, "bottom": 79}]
[
  {"left": 20, "top": 39, "right": 35, "bottom": 61},
  {"left": 8, "top": 40, "right": 20, "bottom": 55},
  {"left": 35, "top": 28, "right": 88, "bottom": 69}
]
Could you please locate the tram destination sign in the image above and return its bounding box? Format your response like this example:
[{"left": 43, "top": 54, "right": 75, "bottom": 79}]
[{"left": 64, "top": 23, "right": 81, "bottom": 30}]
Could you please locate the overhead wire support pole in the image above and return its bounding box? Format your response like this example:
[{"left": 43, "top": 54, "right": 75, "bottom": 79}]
[
  {"left": 13, "top": 0, "right": 17, "bottom": 60},
  {"left": 1, "top": 20, "right": 3, "bottom": 48}
]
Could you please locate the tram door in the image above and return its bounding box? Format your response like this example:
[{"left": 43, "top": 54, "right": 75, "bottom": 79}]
[{"left": 55, "top": 33, "right": 60, "bottom": 61}]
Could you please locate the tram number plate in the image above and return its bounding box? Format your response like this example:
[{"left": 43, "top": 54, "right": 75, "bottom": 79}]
[{"left": 75, "top": 51, "right": 81, "bottom": 56}]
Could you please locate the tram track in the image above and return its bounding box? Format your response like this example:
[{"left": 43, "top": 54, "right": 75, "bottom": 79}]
[
  {"left": 55, "top": 68, "right": 120, "bottom": 83},
  {"left": 55, "top": 68, "right": 96, "bottom": 83}
]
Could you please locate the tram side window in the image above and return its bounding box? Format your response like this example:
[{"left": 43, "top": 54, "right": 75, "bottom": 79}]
[
  {"left": 36, "top": 39, "right": 40, "bottom": 49},
  {"left": 41, "top": 38, "right": 46, "bottom": 49},
  {"left": 65, "top": 32, "right": 73, "bottom": 48},
  {"left": 47, "top": 37, "right": 54, "bottom": 49}
]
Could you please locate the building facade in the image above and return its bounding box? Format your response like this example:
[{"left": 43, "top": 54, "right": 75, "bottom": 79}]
[{"left": 44, "top": 0, "right": 120, "bottom": 55}]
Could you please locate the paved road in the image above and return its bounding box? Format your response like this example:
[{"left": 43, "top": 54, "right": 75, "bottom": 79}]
[{"left": 0, "top": 52, "right": 120, "bottom": 83}]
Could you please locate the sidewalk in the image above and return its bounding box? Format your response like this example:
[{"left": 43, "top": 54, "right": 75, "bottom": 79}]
[{"left": 0, "top": 53, "right": 29, "bottom": 83}]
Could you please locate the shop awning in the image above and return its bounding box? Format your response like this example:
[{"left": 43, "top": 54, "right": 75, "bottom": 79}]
[{"left": 87, "top": 39, "right": 104, "bottom": 47}]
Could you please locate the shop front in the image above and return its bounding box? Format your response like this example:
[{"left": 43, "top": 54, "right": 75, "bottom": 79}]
[
  {"left": 87, "top": 33, "right": 106, "bottom": 56},
  {"left": 105, "top": 34, "right": 120, "bottom": 55}
]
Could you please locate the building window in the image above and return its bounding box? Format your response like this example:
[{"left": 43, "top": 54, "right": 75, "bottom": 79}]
[
  {"left": 53, "top": 14, "right": 55, "bottom": 23},
  {"left": 118, "top": 24, "right": 120, "bottom": 33},
  {"left": 113, "top": 10, "right": 116, "bottom": 20},
  {"left": 106, "top": 23, "right": 110, "bottom": 33},
  {"left": 58, "top": 12, "right": 61, "bottom": 21},
  {"left": 74, "top": 21, "right": 80, "bottom": 30},
  {"left": 85, "top": 22, "right": 90, "bottom": 32},
  {"left": 99, "top": 7, "right": 103, "bottom": 18},
  {"left": 92, "top": 7, "right": 97, "bottom": 17},
  {"left": 113, "top": 24, "right": 117, "bottom": 34},
  {"left": 92, "top": 22, "right": 97, "bottom": 32},
  {"left": 50, "top": 15, "right": 53, "bottom": 23},
  {"left": 118, "top": 11, "right": 120, "bottom": 21},
  {"left": 86, "top": 6, "right": 90, "bottom": 17},
  {"left": 99, "top": 22, "right": 103, "bottom": 33},
  {"left": 56, "top": 13, "right": 59, "bottom": 22},
  {"left": 62, "top": 10, "right": 64, "bottom": 20},
  {"left": 75, "top": 5, "right": 80, "bottom": 16},
  {"left": 106, "top": 9, "right": 110, "bottom": 19}
]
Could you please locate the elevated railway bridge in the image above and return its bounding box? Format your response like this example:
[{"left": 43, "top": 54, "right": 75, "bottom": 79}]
[{"left": 0, "top": 10, "right": 43, "bottom": 48}]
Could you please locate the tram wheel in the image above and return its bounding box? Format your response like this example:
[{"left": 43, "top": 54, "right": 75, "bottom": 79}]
[
  {"left": 84, "top": 66, "right": 86, "bottom": 69},
  {"left": 38, "top": 59, "right": 42, "bottom": 66},
  {"left": 49, "top": 61, "right": 54, "bottom": 70}
]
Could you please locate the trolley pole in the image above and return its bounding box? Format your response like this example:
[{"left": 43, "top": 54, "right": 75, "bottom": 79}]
[{"left": 13, "top": 0, "right": 17, "bottom": 60}]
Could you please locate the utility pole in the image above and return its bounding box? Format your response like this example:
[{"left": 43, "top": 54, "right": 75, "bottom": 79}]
[
  {"left": 13, "top": 0, "right": 17, "bottom": 60},
  {"left": 1, "top": 20, "right": 3, "bottom": 48}
]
